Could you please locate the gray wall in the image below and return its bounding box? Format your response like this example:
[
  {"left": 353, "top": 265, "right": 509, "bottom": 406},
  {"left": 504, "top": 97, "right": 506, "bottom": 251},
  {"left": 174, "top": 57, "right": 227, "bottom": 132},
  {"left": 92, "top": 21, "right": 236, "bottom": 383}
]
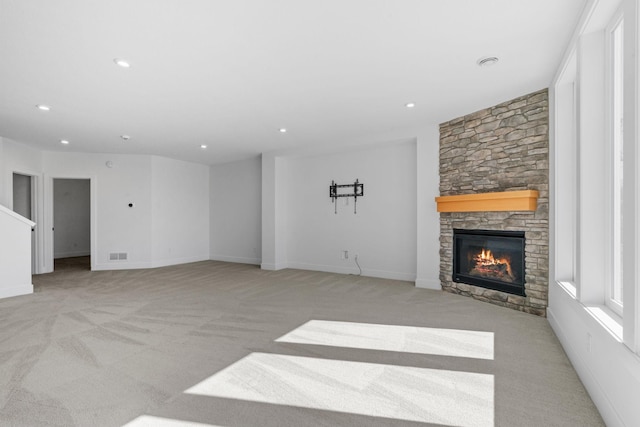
[{"left": 54, "top": 179, "right": 90, "bottom": 259}]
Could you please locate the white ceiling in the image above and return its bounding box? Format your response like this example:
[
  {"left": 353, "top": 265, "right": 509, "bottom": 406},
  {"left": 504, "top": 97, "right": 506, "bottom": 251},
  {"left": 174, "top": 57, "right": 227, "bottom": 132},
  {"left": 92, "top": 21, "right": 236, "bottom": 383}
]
[{"left": 0, "top": 0, "right": 585, "bottom": 165}]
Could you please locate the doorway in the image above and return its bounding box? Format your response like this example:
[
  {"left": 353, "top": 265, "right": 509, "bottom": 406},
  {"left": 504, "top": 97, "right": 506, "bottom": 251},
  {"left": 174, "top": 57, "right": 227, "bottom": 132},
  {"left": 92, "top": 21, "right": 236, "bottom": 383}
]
[
  {"left": 12, "top": 173, "right": 37, "bottom": 273},
  {"left": 53, "top": 178, "right": 91, "bottom": 271}
]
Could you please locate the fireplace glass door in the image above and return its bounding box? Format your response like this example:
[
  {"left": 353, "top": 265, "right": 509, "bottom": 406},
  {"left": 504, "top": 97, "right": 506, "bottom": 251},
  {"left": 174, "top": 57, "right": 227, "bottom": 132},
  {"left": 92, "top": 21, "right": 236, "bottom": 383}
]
[{"left": 453, "top": 229, "right": 525, "bottom": 296}]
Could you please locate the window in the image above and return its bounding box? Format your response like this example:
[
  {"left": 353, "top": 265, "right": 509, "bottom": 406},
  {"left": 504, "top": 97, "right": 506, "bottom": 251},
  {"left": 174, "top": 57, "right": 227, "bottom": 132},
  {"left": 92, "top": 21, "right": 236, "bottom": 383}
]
[
  {"left": 554, "top": 50, "right": 578, "bottom": 295},
  {"left": 607, "top": 12, "right": 624, "bottom": 314}
]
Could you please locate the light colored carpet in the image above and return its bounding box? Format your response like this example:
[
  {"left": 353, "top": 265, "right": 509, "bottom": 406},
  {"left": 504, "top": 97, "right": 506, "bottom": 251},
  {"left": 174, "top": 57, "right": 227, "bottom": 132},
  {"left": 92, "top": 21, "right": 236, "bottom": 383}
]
[{"left": 0, "top": 259, "right": 603, "bottom": 426}]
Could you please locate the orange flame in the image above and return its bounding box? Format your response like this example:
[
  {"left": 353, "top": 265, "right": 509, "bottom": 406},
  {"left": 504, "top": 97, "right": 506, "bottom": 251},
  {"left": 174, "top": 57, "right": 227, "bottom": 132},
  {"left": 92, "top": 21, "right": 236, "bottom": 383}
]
[{"left": 473, "top": 248, "right": 514, "bottom": 279}]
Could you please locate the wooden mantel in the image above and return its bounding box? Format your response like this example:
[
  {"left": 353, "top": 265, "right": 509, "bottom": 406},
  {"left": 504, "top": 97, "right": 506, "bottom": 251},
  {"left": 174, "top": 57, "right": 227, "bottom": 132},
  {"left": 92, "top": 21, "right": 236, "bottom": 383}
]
[{"left": 435, "top": 190, "right": 539, "bottom": 212}]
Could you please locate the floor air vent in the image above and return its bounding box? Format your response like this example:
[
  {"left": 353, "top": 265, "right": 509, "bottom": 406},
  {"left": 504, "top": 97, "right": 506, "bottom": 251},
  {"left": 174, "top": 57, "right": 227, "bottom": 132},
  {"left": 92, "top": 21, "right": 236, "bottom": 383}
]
[{"left": 109, "top": 252, "right": 128, "bottom": 261}]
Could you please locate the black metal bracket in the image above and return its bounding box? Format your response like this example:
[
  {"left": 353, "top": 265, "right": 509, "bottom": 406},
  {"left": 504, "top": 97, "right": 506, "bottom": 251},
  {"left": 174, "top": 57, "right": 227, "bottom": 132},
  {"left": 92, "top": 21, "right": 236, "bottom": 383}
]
[{"left": 330, "top": 179, "right": 364, "bottom": 214}]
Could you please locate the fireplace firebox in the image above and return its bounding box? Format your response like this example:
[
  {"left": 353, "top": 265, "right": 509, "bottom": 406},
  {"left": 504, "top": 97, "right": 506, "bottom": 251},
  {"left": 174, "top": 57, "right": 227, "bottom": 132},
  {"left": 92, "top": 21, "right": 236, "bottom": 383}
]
[{"left": 453, "top": 229, "right": 525, "bottom": 296}]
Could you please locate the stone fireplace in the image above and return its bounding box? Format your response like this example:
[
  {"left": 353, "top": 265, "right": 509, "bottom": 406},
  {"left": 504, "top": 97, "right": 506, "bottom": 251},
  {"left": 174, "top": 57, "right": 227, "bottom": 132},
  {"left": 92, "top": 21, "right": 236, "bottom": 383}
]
[{"left": 438, "top": 89, "right": 549, "bottom": 317}]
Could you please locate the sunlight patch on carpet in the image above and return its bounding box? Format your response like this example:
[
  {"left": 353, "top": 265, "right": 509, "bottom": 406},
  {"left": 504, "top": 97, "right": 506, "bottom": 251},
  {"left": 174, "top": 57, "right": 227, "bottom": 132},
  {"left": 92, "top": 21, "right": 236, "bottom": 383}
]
[
  {"left": 276, "top": 320, "right": 494, "bottom": 360},
  {"left": 122, "top": 415, "right": 224, "bottom": 427},
  {"left": 185, "top": 352, "right": 494, "bottom": 426}
]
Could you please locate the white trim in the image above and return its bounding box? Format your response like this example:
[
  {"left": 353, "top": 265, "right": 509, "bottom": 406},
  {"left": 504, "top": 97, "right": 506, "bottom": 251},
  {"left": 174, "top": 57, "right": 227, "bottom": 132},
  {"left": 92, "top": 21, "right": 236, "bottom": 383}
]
[
  {"left": 93, "top": 256, "right": 211, "bottom": 271},
  {"left": 210, "top": 254, "right": 261, "bottom": 265},
  {"left": 552, "top": 53, "right": 579, "bottom": 287},
  {"left": 0, "top": 283, "right": 33, "bottom": 299},
  {"left": 557, "top": 280, "right": 578, "bottom": 299},
  {"left": 547, "top": 305, "right": 626, "bottom": 427},
  {"left": 287, "top": 261, "right": 416, "bottom": 282},
  {"left": 415, "top": 278, "right": 441, "bottom": 290},
  {"left": 260, "top": 262, "right": 288, "bottom": 271},
  {"left": 92, "top": 261, "right": 152, "bottom": 271},
  {"left": 605, "top": 7, "right": 625, "bottom": 316},
  {"left": 551, "top": 0, "right": 598, "bottom": 85},
  {"left": 2, "top": 169, "right": 41, "bottom": 280},
  {"left": 585, "top": 304, "right": 624, "bottom": 341},
  {"left": 620, "top": 0, "right": 640, "bottom": 355},
  {"left": 9, "top": 170, "right": 44, "bottom": 274},
  {"left": 151, "top": 255, "right": 210, "bottom": 269},
  {"left": 635, "top": 0, "right": 640, "bottom": 356}
]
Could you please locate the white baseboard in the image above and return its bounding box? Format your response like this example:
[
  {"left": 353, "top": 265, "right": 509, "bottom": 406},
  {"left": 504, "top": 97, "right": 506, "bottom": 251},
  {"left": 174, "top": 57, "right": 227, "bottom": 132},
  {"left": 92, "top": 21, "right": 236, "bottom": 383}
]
[
  {"left": 547, "top": 307, "right": 625, "bottom": 427},
  {"left": 93, "top": 261, "right": 152, "bottom": 271},
  {"left": 211, "top": 254, "right": 261, "bottom": 265},
  {"left": 93, "top": 255, "right": 210, "bottom": 271},
  {"left": 151, "top": 255, "right": 210, "bottom": 268},
  {"left": 287, "top": 261, "right": 415, "bottom": 282},
  {"left": 0, "top": 283, "right": 33, "bottom": 299},
  {"left": 415, "top": 277, "right": 441, "bottom": 290},
  {"left": 260, "top": 262, "right": 288, "bottom": 271}
]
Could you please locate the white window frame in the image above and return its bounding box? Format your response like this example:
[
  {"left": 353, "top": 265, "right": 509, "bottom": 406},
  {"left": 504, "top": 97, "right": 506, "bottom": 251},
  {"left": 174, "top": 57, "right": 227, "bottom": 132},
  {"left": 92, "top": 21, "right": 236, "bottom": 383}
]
[
  {"left": 605, "top": 8, "right": 625, "bottom": 316},
  {"left": 553, "top": 49, "right": 579, "bottom": 297}
]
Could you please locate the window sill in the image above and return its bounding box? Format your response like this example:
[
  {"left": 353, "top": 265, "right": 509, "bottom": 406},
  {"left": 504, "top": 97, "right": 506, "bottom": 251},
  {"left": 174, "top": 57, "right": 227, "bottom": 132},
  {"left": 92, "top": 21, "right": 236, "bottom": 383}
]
[
  {"left": 555, "top": 280, "right": 623, "bottom": 342},
  {"left": 584, "top": 304, "right": 623, "bottom": 342},
  {"left": 557, "top": 280, "right": 577, "bottom": 298}
]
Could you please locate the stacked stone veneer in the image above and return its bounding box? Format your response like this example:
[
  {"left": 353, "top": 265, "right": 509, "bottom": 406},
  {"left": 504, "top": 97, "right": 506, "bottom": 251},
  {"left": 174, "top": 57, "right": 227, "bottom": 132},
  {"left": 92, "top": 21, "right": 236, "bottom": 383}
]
[{"left": 439, "top": 89, "right": 549, "bottom": 317}]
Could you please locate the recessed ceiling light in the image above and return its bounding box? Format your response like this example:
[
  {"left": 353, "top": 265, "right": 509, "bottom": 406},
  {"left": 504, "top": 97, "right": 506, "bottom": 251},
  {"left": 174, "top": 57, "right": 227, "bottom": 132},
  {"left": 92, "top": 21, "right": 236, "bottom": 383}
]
[
  {"left": 200, "top": 144, "right": 207, "bottom": 149},
  {"left": 114, "top": 58, "right": 131, "bottom": 68},
  {"left": 120, "top": 135, "right": 131, "bottom": 141},
  {"left": 60, "top": 139, "right": 69, "bottom": 145},
  {"left": 36, "top": 104, "right": 51, "bottom": 111},
  {"left": 477, "top": 56, "right": 499, "bottom": 67},
  {"left": 405, "top": 102, "right": 416, "bottom": 108},
  {"left": 279, "top": 128, "right": 287, "bottom": 133}
]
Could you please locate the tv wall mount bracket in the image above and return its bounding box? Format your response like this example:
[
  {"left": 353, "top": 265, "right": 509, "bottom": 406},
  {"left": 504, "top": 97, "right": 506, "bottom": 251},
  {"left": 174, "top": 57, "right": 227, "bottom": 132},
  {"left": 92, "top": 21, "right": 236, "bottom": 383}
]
[{"left": 330, "top": 179, "right": 364, "bottom": 214}]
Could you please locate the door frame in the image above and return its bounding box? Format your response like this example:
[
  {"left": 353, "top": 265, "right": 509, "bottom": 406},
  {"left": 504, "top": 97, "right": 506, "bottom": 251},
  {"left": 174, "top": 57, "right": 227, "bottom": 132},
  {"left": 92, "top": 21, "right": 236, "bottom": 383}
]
[
  {"left": 8, "top": 169, "right": 42, "bottom": 274},
  {"left": 45, "top": 175, "right": 97, "bottom": 272}
]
